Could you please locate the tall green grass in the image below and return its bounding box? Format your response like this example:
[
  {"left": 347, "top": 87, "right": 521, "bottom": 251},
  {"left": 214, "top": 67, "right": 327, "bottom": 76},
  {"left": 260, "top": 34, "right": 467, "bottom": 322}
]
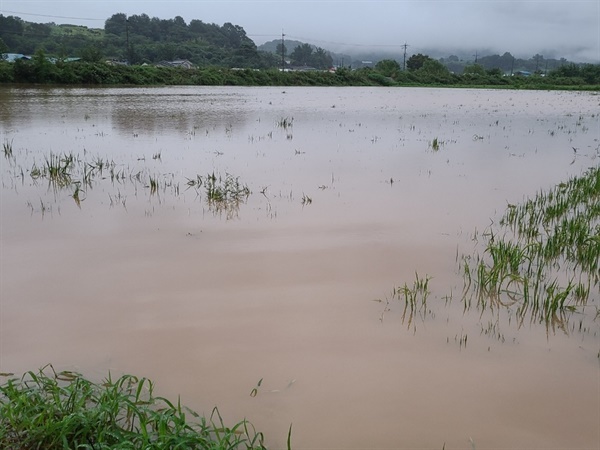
[
  {"left": 0, "top": 365, "right": 267, "bottom": 450},
  {"left": 460, "top": 165, "right": 600, "bottom": 333}
]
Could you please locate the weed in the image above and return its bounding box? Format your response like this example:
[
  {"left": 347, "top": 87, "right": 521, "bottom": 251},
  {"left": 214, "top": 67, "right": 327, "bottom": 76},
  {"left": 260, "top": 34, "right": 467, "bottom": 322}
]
[
  {"left": 148, "top": 176, "right": 159, "bottom": 196},
  {"left": 0, "top": 365, "right": 267, "bottom": 450},
  {"left": 249, "top": 378, "right": 263, "bottom": 398},
  {"left": 277, "top": 117, "right": 293, "bottom": 130},
  {"left": 43, "top": 152, "right": 75, "bottom": 189},
  {"left": 301, "top": 193, "right": 312, "bottom": 206},
  {"left": 72, "top": 183, "right": 84, "bottom": 208},
  {"left": 2, "top": 139, "right": 13, "bottom": 158},
  {"left": 378, "top": 273, "right": 432, "bottom": 330},
  {"left": 198, "top": 172, "right": 251, "bottom": 218}
]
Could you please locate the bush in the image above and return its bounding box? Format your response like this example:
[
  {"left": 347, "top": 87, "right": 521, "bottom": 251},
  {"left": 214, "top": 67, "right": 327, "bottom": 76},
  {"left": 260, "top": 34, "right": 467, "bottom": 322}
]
[{"left": 0, "top": 61, "right": 14, "bottom": 82}]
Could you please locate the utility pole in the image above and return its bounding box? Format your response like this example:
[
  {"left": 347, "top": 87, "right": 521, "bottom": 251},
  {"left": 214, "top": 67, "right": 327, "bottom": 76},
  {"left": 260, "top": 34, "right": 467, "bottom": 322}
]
[
  {"left": 281, "top": 29, "right": 285, "bottom": 71},
  {"left": 402, "top": 42, "right": 408, "bottom": 71},
  {"left": 473, "top": 51, "right": 478, "bottom": 63},
  {"left": 125, "top": 16, "right": 130, "bottom": 64}
]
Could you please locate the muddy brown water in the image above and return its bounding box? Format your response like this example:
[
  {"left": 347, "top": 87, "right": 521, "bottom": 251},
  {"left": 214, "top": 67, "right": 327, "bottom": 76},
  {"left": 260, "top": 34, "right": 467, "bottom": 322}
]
[{"left": 1, "top": 86, "right": 599, "bottom": 449}]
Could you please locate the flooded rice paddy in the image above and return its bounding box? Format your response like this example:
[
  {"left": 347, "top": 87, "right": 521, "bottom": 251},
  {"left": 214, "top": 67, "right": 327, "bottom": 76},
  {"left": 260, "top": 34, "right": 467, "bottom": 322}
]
[{"left": 1, "top": 86, "right": 599, "bottom": 449}]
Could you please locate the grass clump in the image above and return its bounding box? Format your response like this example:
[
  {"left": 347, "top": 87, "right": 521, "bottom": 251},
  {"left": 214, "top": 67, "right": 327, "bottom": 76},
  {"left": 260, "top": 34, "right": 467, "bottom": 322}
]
[
  {"left": 375, "top": 273, "right": 432, "bottom": 330},
  {"left": 186, "top": 172, "right": 250, "bottom": 219},
  {"left": 0, "top": 365, "right": 266, "bottom": 450},
  {"left": 204, "top": 172, "right": 250, "bottom": 204}
]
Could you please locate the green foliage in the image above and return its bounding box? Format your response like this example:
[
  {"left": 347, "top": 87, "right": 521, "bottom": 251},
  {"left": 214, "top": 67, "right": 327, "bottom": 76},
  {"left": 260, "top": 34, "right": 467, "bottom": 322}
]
[
  {"left": 0, "top": 61, "right": 13, "bottom": 82},
  {"left": 549, "top": 63, "right": 600, "bottom": 84},
  {"left": 290, "top": 43, "right": 313, "bottom": 66},
  {"left": 32, "top": 48, "right": 56, "bottom": 82},
  {"left": 418, "top": 59, "right": 453, "bottom": 83},
  {"left": 368, "top": 71, "right": 395, "bottom": 86},
  {"left": 486, "top": 67, "right": 503, "bottom": 77},
  {"left": 2, "top": 58, "right": 598, "bottom": 88},
  {"left": 406, "top": 53, "right": 433, "bottom": 71},
  {"left": 374, "top": 59, "right": 401, "bottom": 78},
  {"left": 289, "top": 43, "right": 332, "bottom": 69},
  {"left": 0, "top": 365, "right": 267, "bottom": 449},
  {"left": 81, "top": 45, "right": 104, "bottom": 63},
  {"left": 463, "top": 63, "right": 486, "bottom": 76}
]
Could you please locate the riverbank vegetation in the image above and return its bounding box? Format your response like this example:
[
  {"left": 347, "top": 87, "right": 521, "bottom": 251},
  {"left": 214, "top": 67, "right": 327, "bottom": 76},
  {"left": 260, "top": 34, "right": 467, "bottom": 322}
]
[
  {"left": 1, "top": 52, "right": 599, "bottom": 89},
  {"left": 0, "top": 365, "right": 268, "bottom": 449}
]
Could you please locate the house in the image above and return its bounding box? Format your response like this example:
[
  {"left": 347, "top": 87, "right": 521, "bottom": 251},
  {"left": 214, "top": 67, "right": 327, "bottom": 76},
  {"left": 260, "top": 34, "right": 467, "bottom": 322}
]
[
  {"left": 156, "top": 59, "right": 194, "bottom": 69},
  {"left": 105, "top": 59, "right": 130, "bottom": 66},
  {"left": 1, "top": 54, "right": 81, "bottom": 64},
  {"left": 1, "top": 53, "right": 31, "bottom": 62}
]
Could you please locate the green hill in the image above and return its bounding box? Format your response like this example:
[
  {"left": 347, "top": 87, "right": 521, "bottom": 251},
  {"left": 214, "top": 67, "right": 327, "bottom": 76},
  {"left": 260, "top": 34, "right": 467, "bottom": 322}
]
[{"left": 0, "top": 13, "right": 278, "bottom": 68}]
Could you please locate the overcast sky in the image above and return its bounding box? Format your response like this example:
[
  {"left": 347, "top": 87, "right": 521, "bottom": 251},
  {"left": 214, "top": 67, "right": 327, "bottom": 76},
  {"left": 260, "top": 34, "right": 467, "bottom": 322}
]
[{"left": 2, "top": 1, "right": 599, "bottom": 62}]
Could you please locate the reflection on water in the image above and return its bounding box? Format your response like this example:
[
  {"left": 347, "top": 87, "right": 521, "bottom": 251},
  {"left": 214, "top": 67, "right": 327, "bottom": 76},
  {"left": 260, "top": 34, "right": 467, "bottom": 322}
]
[{"left": 1, "top": 86, "right": 599, "bottom": 449}]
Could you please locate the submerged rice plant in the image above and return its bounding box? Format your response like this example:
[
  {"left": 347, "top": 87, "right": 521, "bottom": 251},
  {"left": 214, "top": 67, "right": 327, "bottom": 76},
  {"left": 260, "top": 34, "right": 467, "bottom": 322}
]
[
  {"left": 460, "top": 165, "right": 600, "bottom": 334},
  {"left": 183, "top": 172, "right": 252, "bottom": 219},
  {"left": 2, "top": 139, "right": 13, "bottom": 158},
  {"left": 277, "top": 117, "right": 293, "bottom": 130},
  {"left": 42, "top": 152, "right": 75, "bottom": 189},
  {"left": 377, "top": 273, "right": 432, "bottom": 330}
]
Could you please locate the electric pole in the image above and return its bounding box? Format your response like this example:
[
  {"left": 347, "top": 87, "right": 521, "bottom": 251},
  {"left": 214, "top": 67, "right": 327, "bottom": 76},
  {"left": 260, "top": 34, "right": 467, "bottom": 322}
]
[
  {"left": 125, "top": 16, "right": 130, "bottom": 64},
  {"left": 402, "top": 42, "right": 408, "bottom": 71},
  {"left": 473, "top": 51, "right": 478, "bottom": 63}
]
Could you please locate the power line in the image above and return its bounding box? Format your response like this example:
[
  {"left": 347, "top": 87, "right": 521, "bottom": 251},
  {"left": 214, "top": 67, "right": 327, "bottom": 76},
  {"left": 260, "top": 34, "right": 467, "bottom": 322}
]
[
  {"left": 286, "top": 35, "right": 409, "bottom": 49},
  {"left": 1, "top": 9, "right": 104, "bottom": 22},
  {"left": 2, "top": 11, "right": 422, "bottom": 56}
]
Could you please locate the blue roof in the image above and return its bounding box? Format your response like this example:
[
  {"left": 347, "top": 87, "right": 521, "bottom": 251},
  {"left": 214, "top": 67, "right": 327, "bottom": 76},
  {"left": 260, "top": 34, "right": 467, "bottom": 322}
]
[{"left": 2, "top": 53, "right": 31, "bottom": 62}]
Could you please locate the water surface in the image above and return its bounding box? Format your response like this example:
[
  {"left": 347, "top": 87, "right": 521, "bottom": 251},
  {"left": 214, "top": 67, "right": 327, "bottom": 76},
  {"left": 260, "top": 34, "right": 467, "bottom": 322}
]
[{"left": 1, "top": 86, "right": 599, "bottom": 449}]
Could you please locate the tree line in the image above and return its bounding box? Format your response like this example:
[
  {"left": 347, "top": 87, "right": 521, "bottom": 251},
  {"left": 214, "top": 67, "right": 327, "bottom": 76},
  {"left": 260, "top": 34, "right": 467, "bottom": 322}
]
[
  {"left": 0, "top": 13, "right": 279, "bottom": 68},
  {"left": 1, "top": 49, "right": 598, "bottom": 88},
  {"left": 1, "top": 13, "right": 337, "bottom": 69}
]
